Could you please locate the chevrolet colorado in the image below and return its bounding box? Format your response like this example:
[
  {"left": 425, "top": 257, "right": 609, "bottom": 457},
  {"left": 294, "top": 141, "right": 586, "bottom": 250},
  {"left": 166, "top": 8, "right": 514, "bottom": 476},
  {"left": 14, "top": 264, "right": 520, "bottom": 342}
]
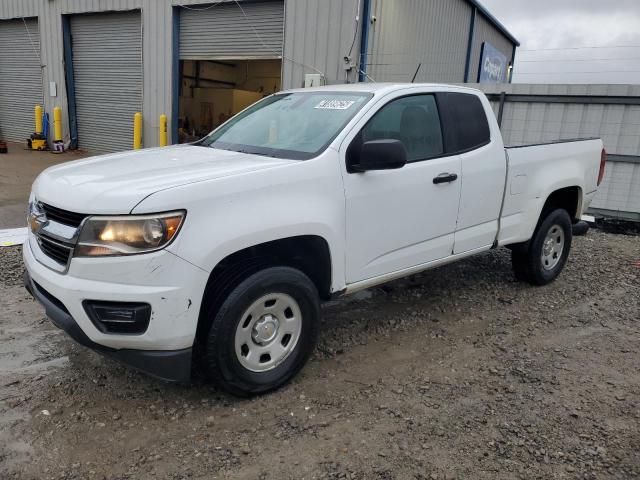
[{"left": 24, "top": 84, "right": 606, "bottom": 396}]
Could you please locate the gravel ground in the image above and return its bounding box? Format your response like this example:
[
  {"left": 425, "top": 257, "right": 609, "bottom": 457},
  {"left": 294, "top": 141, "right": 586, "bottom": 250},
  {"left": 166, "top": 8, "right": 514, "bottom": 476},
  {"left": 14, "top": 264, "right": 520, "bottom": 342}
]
[{"left": 1, "top": 229, "right": 639, "bottom": 479}]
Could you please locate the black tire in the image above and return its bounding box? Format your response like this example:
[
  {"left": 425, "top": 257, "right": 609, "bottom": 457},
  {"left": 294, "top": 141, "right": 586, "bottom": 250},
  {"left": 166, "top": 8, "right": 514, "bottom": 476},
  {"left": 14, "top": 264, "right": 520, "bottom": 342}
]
[
  {"left": 201, "top": 266, "right": 319, "bottom": 397},
  {"left": 511, "top": 208, "right": 573, "bottom": 286},
  {"left": 572, "top": 220, "right": 590, "bottom": 236}
]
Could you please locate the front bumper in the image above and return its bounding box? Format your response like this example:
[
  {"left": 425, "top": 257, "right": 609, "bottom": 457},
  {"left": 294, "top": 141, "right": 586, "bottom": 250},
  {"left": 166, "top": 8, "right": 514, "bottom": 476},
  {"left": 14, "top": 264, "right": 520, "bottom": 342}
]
[
  {"left": 24, "top": 271, "right": 192, "bottom": 382},
  {"left": 23, "top": 234, "right": 210, "bottom": 382}
]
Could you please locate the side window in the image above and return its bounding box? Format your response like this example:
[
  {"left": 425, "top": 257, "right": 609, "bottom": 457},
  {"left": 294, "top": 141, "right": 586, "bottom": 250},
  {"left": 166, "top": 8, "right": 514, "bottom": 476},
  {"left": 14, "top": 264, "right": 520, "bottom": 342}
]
[
  {"left": 357, "top": 95, "right": 444, "bottom": 163},
  {"left": 440, "top": 92, "right": 491, "bottom": 153}
]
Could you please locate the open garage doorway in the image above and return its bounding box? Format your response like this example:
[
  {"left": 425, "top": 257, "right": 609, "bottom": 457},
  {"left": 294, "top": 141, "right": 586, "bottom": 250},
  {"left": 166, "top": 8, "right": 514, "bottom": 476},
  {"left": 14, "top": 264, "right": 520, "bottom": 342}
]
[
  {"left": 177, "top": 58, "right": 281, "bottom": 143},
  {"left": 175, "top": 0, "right": 284, "bottom": 143}
]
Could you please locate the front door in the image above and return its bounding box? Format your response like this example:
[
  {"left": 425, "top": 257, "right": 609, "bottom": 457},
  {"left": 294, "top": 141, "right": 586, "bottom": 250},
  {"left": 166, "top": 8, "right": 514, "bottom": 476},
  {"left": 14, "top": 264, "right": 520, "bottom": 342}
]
[{"left": 342, "top": 93, "right": 462, "bottom": 284}]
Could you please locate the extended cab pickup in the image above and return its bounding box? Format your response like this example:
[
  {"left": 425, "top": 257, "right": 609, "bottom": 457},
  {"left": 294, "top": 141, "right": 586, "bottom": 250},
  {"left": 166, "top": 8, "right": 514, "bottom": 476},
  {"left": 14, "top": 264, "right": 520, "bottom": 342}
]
[{"left": 24, "top": 84, "right": 606, "bottom": 396}]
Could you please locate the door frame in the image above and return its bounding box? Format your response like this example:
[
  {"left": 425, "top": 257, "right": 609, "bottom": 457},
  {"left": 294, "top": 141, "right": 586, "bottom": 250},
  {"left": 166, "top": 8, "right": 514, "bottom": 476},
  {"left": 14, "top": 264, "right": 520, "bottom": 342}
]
[
  {"left": 171, "top": 6, "right": 181, "bottom": 145},
  {"left": 337, "top": 87, "right": 464, "bottom": 284},
  {"left": 61, "top": 15, "right": 78, "bottom": 149}
]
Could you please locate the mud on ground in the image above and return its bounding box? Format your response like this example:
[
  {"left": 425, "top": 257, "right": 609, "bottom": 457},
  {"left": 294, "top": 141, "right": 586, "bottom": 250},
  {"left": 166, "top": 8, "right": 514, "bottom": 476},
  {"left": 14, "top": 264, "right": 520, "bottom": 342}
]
[{"left": 1, "top": 230, "right": 639, "bottom": 479}]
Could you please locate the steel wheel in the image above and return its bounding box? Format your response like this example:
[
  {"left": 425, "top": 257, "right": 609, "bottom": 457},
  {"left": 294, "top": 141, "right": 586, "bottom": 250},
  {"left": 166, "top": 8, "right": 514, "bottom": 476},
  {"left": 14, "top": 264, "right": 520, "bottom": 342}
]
[
  {"left": 234, "top": 292, "right": 302, "bottom": 372},
  {"left": 511, "top": 208, "right": 572, "bottom": 286},
  {"left": 541, "top": 224, "right": 565, "bottom": 271}
]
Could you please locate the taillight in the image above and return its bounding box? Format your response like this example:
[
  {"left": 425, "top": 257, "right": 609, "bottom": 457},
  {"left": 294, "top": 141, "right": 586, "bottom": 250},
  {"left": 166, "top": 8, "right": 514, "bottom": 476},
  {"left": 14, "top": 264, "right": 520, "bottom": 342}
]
[{"left": 597, "top": 148, "right": 606, "bottom": 186}]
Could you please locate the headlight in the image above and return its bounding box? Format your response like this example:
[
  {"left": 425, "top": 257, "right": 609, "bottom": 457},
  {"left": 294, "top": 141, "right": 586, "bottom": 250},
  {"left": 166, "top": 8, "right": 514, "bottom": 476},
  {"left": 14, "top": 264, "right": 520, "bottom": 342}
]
[{"left": 74, "top": 211, "right": 185, "bottom": 257}]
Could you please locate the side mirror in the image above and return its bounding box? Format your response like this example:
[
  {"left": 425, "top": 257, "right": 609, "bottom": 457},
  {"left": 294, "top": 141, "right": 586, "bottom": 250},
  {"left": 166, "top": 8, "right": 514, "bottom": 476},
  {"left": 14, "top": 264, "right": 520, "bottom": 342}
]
[{"left": 353, "top": 139, "right": 407, "bottom": 172}]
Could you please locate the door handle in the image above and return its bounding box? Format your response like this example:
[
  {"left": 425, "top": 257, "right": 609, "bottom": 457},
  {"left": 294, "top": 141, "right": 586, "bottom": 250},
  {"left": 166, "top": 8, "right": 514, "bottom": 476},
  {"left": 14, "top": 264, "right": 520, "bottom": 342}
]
[{"left": 433, "top": 173, "right": 458, "bottom": 184}]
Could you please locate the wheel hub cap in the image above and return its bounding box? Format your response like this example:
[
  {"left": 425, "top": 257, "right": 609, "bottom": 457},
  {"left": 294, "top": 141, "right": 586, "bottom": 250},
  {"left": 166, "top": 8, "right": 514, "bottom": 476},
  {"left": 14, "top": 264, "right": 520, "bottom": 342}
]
[
  {"left": 541, "top": 224, "right": 565, "bottom": 271},
  {"left": 234, "top": 293, "right": 303, "bottom": 373},
  {"left": 252, "top": 315, "right": 279, "bottom": 344},
  {"left": 543, "top": 238, "right": 555, "bottom": 256}
]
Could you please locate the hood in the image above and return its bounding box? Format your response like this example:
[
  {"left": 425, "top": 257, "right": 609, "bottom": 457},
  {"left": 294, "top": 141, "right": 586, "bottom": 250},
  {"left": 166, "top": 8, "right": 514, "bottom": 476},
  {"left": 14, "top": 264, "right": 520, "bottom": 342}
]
[{"left": 32, "top": 145, "right": 296, "bottom": 214}]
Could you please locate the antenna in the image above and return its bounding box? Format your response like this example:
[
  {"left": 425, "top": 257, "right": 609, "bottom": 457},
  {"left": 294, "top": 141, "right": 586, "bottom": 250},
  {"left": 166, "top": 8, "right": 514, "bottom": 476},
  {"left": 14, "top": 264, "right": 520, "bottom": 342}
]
[{"left": 411, "top": 63, "right": 422, "bottom": 83}]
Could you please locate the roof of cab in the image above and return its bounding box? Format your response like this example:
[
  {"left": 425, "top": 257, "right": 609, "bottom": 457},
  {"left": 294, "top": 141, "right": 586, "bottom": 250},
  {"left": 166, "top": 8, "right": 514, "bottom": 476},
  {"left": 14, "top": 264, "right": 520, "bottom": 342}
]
[{"left": 282, "top": 82, "right": 483, "bottom": 96}]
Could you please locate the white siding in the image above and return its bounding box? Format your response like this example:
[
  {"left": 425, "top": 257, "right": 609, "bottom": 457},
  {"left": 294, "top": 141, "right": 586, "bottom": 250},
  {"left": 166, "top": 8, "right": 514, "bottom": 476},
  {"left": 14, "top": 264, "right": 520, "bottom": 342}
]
[
  {"left": 281, "top": 0, "right": 361, "bottom": 88},
  {"left": 469, "top": 12, "right": 514, "bottom": 82},
  {"left": 0, "top": 0, "right": 240, "bottom": 149},
  {"left": 471, "top": 83, "right": 640, "bottom": 218},
  {"left": 0, "top": 0, "right": 174, "bottom": 148},
  {"left": 473, "top": 83, "right": 640, "bottom": 154},
  {"left": 366, "top": 0, "right": 472, "bottom": 83},
  {"left": 594, "top": 162, "right": 640, "bottom": 216},
  {"left": 0, "top": 0, "right": 518, "bottom": 149}
]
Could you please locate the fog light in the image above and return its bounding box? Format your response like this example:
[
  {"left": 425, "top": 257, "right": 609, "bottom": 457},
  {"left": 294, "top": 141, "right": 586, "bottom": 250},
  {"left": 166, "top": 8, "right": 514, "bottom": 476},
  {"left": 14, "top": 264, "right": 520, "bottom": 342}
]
[{"left": 83, "top": 301, "right": 151, "bottom": 335}]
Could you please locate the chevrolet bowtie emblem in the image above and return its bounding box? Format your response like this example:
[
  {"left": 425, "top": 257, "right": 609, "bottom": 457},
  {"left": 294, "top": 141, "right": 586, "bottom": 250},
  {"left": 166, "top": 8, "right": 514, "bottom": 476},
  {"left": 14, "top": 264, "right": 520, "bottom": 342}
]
[{"left": 28, "top": 203, "right": 48, "bottom": 234}]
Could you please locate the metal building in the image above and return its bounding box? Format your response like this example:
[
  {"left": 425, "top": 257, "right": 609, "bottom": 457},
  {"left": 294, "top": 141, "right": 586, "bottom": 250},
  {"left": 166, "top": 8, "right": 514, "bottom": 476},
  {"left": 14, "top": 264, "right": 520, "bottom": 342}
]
[
  {"left": 0, "top": 0, "right": 518, "bottom": 153},
  {"left": 473, "top": 82, "right": 640, "bottom": 221}
]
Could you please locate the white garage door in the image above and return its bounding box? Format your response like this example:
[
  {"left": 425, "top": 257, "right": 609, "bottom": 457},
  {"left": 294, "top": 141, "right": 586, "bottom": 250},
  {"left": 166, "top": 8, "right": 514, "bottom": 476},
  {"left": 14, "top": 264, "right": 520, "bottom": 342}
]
[
  {"left": 70, "top": 11, "right": 142, "bottom": 153},
  {"left": 180, "top": 0, "right": 284, "bottom": 60},
  {"left": 0, "top": 18, "right": 43, "bottom": 142}
]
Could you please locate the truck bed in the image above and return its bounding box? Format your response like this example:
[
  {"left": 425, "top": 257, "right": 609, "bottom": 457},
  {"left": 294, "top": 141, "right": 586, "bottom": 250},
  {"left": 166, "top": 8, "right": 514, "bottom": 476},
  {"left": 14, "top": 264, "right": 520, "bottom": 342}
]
[{"left": 498, "top": 137, "right": 604, "bottom": 247}]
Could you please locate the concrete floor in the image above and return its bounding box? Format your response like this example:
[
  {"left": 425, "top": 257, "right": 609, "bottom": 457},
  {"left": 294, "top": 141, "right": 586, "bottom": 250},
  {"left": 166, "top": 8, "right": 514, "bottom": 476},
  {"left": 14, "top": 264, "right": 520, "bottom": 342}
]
[{"left": 0, "top": 142, "right": 88, "bottom": 229}]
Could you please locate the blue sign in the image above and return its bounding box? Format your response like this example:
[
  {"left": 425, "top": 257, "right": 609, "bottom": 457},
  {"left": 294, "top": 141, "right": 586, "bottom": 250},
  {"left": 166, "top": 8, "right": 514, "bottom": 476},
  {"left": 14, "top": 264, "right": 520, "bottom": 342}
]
[{"left": 478, "top": 42, "right": 508, "bottom": 83}]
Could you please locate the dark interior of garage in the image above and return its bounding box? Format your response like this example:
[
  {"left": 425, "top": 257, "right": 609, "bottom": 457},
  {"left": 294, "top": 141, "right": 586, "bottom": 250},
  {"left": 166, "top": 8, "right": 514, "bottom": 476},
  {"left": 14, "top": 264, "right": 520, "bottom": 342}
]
[
  {"left": 178, "top": 58, "right": 281, "bottom": 143},
  {"left": 178, "top": 59, "right": 281, "bottom": 143}
]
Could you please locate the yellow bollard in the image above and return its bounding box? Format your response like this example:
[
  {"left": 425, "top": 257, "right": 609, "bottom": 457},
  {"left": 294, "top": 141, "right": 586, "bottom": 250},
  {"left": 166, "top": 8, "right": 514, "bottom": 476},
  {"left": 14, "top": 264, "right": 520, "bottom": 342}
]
[
  {"left": 53, "top": 107, "right": 63, "bottom": 142},
  {"left": 159, "top": 114, "right": 168, "bottom": 147},
  {"left": 133, "top": 112, "right": 143, "bottom": 149},
  {"left": 34, "top": 105, "right": 43, "bottom": 135}
]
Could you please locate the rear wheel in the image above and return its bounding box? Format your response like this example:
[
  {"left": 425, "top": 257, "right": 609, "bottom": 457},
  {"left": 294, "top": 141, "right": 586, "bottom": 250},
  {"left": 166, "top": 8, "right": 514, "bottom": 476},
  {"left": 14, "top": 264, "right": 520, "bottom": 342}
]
[
  {"left": 511, "top": 208, "right": 572, "bottom": 286},
  {"left": 201, "top": 266, "right": 319, "bottom": 397}
]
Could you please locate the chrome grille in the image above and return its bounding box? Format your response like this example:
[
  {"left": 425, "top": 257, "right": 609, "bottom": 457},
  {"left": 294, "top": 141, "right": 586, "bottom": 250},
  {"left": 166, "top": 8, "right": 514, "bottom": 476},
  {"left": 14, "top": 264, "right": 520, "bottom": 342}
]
[
  {"left": 37, "top": 236, "right": 72, "bottom": 266},
  {"left": 40, "top": 202, "right": 88, "bottom": 228},
  {"left": 30, "top": 201, "right": 85, "bottom": 271}
]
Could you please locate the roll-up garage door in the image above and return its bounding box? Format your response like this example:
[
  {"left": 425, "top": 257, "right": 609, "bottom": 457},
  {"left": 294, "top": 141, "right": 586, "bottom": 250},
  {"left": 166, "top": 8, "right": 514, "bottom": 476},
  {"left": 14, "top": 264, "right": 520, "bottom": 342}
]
[
  {"left": 0, "top": 18, "right": 43, "bottom": 142},
  {"left": 180, "top": 1, "right": 284, "bottom": 60},
  {"left": 70, "top": 11, "right": 142, "bottom": 153}
]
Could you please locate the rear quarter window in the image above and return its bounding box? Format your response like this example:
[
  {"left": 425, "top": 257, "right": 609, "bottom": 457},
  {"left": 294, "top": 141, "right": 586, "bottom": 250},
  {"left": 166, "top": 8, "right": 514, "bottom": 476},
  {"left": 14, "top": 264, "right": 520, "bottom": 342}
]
[{"left": 439, "top": 92, "right": 491, "bottom": 154}]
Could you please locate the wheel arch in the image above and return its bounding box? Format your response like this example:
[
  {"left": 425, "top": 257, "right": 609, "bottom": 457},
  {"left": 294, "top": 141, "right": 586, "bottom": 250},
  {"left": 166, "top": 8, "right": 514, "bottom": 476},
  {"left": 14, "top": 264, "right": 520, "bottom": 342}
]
[
  {"left": 194, "top": 235, "right": 332, "bottom": 349},
  {"left": 507, "top": 185, "right": 582, "bottom": 253},
  {"left": 540, "top": 185, "right": 583, "bottom": 222}
]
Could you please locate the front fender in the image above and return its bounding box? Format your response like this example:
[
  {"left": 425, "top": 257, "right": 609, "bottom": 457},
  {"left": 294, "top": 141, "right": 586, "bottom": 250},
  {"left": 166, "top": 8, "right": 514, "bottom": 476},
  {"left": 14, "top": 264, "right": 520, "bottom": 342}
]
[{"left": 133, "top": 150, "right": 347, "bottom": 292}]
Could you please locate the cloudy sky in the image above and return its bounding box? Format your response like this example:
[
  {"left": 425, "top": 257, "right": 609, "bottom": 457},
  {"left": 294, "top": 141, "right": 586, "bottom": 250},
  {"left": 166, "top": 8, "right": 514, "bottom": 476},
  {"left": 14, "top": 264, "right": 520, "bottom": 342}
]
[{"left": 479, "top": 0, "right": 640, "bottom": 84}]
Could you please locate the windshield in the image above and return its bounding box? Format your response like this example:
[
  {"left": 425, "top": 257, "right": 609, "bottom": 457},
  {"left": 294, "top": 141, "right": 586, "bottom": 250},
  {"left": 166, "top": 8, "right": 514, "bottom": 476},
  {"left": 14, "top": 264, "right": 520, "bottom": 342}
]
[{"left": 199, "top": 92, "right": 372, "bottom": 160}]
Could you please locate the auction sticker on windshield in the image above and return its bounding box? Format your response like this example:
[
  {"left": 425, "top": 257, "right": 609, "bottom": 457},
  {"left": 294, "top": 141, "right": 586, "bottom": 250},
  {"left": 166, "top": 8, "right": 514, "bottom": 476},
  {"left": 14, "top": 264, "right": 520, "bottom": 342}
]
[{"left": 315, "top": 99, "right": 356, "bottom": 110}]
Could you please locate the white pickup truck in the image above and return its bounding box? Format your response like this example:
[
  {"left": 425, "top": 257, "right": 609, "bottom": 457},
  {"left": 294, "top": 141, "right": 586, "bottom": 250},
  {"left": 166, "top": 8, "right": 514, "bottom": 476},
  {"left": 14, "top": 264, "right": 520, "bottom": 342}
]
[{"left": 24, "top": 83, "right": 606, "bottom": 396}]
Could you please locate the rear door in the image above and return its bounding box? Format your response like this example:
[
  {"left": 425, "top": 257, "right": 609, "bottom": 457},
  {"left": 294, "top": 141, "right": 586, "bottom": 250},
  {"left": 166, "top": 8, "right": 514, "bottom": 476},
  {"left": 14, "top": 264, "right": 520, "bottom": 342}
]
[
  {"left": 341, "top": 92, "right": 462, "bottom": 283},
  {"left": 438, "top": 92, "right": 507, "bottom": 254}
]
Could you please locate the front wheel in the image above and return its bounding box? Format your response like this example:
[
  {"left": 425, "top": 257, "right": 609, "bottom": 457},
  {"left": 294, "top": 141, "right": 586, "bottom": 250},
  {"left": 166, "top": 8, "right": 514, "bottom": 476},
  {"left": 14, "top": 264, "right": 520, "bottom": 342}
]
[
  {"left": 201, "top": 266, "right": 319, "bottom": 397},
  {"left": 511, "top": 208, "right": 573, "bottom": 286}
]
